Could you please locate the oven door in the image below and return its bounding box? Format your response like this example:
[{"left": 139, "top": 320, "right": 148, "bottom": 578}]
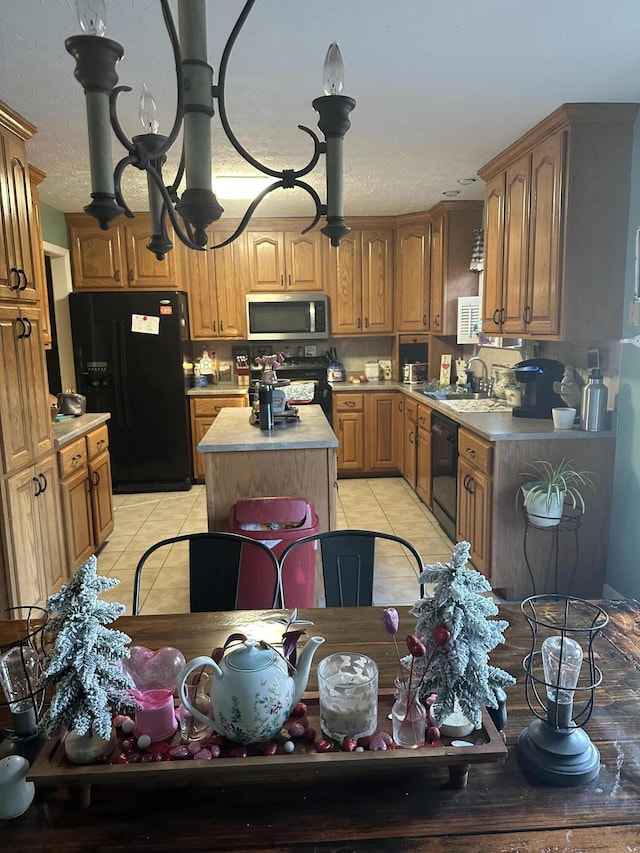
[{"left": 431, "top": 413, "right": 459, "bottom": 542}]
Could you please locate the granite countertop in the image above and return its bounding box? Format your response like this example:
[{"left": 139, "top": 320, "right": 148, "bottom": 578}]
[
  {"left": 198, "top": 405, "right": 338, "bottom": 453},
  {"left": 52, "top": 412, "right": 111, "bottom": 448}
]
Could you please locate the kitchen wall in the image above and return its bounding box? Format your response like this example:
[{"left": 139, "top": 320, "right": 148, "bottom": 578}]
[{"left": 606, "top": 115, "right": 640, "bottom": 599}]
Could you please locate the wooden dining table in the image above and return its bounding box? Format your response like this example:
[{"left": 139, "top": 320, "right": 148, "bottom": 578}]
[{"left": 2, "top": 600, "right": 640, "bottom": 852}]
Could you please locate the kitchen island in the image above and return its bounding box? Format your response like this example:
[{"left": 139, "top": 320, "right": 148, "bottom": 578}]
[{"left": 198, "top": 404, "right": 338, "bottom": 535}]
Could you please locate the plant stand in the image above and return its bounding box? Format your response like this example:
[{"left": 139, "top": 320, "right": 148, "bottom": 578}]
[{"left": 522, "top": 506, "right": 583, "bottom": 596}]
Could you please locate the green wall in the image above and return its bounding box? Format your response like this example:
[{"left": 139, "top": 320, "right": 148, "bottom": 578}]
[
  {"left": 40, "top": 201, "right": 67, "bottom": 248},
  {"left": 607, "top": 116, "right": 640, "bottom": 597}
]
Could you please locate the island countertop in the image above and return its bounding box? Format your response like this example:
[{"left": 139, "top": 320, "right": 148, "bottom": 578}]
[{"left": 197, "top": 404, "right": 338, "bottom": 453}]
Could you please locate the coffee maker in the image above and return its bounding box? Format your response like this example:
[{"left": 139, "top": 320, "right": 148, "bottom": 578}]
[{"left": 512, "top": 358, "right": 565, "bottom": 419}]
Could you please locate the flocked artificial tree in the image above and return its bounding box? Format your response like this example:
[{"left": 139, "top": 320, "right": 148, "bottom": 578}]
[
  {"left": 409, "top": 540, "right": 515, "bottom": 730},
  {"left": 38, "top": 555, "right": 138, "bottom": 740}
]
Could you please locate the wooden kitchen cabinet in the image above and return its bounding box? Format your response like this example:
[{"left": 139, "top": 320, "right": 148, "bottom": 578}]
[
  {"left": 0, "top": 106, "right": 38, "bottom": 304},
  {"left": 66, "top": 212, "right": 182, "bottom": 290},
  {"left": 246, "top": 229, "right": 323, "bottom": 292},
  {"left": 456, "top": 428, "right": 493, "bottom": 576},
  {"left": 58, "top": 424, "right": 114, "bottom": 572},
  {"left": 428, "top": 201, "right": 483, "bottom": 335},
  {"left": 402, "top": 397, "right": 418, "bottom": 489},
  {"left": 479, "top": 103, "right": 639, "bottom": 341},
  {"left": 395, "top": 217, "right": 430, "bottom": 333},
  {"left": 28, "top": 165, "right": 52, "bottom": 348},
  {"left": 2, "top": 454, "right": 66, "bottom": 608},
  {"left": 415, "top": 403, "right": 432, "bottom": 507},
  {"left": 333, "top": 391, "right": 400, "bottom": 476},
  {"left": 190, "top": 396, "right": 248, "bottom": 482},
  {"left": 182, "top": 229, "right": 247, "bottom": 339},
  {"left": 327, "top": 224, "right": 394, "bottom": 335}
]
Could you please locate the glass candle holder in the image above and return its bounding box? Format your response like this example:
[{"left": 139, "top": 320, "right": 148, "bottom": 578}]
[{"left": 317, "top": 653, "right": 378, "bottom": 742}]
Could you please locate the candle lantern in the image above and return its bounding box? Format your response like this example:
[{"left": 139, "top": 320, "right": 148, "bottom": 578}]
[
  {"left": 0, "top": 607, "right": 49, "bottom": 762},
  {"left": 518, "top": 595, "right": 608, "bottom": 785}
]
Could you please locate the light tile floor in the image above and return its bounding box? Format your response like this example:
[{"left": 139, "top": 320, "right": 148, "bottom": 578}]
[{"left": 98, "top": 478, "right": 457, "bottom": 615}]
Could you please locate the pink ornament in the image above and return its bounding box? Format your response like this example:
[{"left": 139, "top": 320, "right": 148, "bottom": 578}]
[{"left": 121, "top": 646, "right": 186, "bottom": 692}]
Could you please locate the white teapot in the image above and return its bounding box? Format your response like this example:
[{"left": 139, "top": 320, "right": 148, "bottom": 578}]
[{"left": 178, "top": 636, "right": 324, "bottom": 745}]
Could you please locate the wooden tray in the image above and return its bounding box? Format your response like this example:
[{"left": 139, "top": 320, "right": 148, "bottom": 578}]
[{"left": 28, "top": 691, "right": 507, "bottom": 795}]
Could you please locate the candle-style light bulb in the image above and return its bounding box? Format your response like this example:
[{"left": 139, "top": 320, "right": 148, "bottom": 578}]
[
  {"left": 542, "top": 635, "right": 583, "bottom": 728},
  {"left": 139, "top": 82, "right": 160, "bottom": 134},
  {"left": 323, "top": 42, "right": 344, "bottom": 95},
  {"left": 76, "top": 0, "right": 107, "bottom": 36}
]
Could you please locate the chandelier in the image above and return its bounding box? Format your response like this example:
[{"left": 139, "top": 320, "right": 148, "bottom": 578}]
[{"left": 65, "top": 0, "right": 356, "bottom": 258}]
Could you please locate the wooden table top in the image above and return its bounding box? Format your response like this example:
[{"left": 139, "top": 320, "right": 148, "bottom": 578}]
[{"left": 2, "top": 600, "right": 640, "bottom": 852}]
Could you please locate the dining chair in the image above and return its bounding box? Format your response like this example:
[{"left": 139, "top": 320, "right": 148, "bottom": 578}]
[
  {"left": 132, "top": 532, "right": 282, "bottom": 615},
  {"left": 278, "top": 529, "right": 426, "bottom": 607}
]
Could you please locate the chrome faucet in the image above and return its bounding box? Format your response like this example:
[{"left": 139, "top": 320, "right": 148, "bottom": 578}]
[
  {"left": 465, "top": 356, "right": 490, "bottom": 393},
  {"left": 465, "top": 356, "right": 488, "bottom": 380}
]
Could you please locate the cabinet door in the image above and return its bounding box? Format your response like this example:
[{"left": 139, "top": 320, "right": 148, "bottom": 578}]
[
  {"left": 482, "top": 173, "right": 505, "bottom": 332},
  {"left": 2, "top": 131, "right": 37, "bottom": 303},
  {"left": 213, "top": 232, "right": 247, "bottom": 338},
  {"left": 456, "top": 457, "right": 491, "bottom": 575},
  {"left": 60, "top": 464, "right": 95, "bottom": 570},
  {"left": 247, "top": 232, "right": 285, "bottom": 290},
  {"left": 327, "top": 231, "right": 362, "bottom": 335},
  {"left": 394, "top": 395, "right": 405, "bottom": 477},
  {"left": 69, "top": 221, "right": 126, "bottom": 288},
  {"left": 183, "top": 236, "right": 217, "bottom": 338},
  {"left": 123, "top": 218, "right": 180, "bottom": 288},
  {"left": 416, "top": 426, "right": 432, "bottom": 507},
  {"left": 526, "top": 131, "right": 564, "bottom": 336},
  {"left": 366, "top": 392, "right": 398, "bottom": 472},
  {"left": 335, "top": 411, "right": 365, "bottom": 472},
  {"left": 37, "top": 455, "right": 67, "bottom": 594},
  {"left": 403, "top": 414, "right": 417, "bottom": 488},
  {"left": 4, "top": 466, "right": 47, "bottom": 606},
  {"left": 429, "top": 214, "right": 444, "bottom": 333},
  {"left": 361, "top": 229, "right": 393, "bottom": 334},
  {"left": 20, "top": 309, "right": 54, "bottom": 460},
  {"left": 0, "top": 307, "right": 31, "bottom": 471},
  {"left": 502, "top": 154, "right": 531, "bottom": 335},
  {"left": 285, "top": 231, "right": 323, "bottom": 291},
  {"left": 395, "top": 222, "right": 430, "bottom": 332},
  {"left": 28, "top": 168, "right": 52, "bottom": 348},
  {"left": 89, "top": 450, "right": 115, "bottom": 547}
]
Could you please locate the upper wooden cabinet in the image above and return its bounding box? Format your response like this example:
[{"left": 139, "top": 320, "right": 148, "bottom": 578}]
[
  {"left": 395, "top": 218, "right": 430, "bottom": 333},
  {"left": 181, "top": 229, "right": 247, "bottom": 339},
  {"left": 246, "top": 228, "right": 323, "bottom": 292},
  {"left": 0, "top": 104, "right": 38, "bottom": 304},
  {"left": 478, "top": 103, "right": 639, "bottom": 341},
  {"left": 428, "top": 201, "right": 483, "bottom": 336},
  {"left": 327, "top": 222, "right": 394, "bottom": 335},
  {"left": 28, "top": 165, "right": 52, "bottom": 348},
  {"left": 66, "top": 212, "right": 182, "bottom": 290}
]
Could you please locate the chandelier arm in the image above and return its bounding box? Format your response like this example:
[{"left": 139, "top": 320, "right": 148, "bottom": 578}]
[
  {"left": 143, "top": 166, "right": 204, "bottom": 251},
  {"left": 157, "top": 0, "right": 187, "bottom": 154},
  {"left": 216, "top": 0, "right": 322, "bottom": 180},
  {"left": 109, "top": 86, "right": 136, "bottom": 154},
  {"left": 112, "top": 155, "right": 137, "bottom": 218}
]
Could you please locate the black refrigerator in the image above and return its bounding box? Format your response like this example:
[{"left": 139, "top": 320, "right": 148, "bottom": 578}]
[{"left": 69, "top": 290, "right": 192, "bottom": 493}]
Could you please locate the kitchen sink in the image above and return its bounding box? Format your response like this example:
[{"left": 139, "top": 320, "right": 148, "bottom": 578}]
[{"left": 440, "top": 391, "right": 491, "bottom": 400}]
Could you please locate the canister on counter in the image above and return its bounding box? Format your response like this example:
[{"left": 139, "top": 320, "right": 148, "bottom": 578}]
[{"left": 327, "top": 362, "right": 344, "bottom": 382}]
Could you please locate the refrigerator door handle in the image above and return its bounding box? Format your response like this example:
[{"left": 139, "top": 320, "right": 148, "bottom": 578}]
[{"left": 112, "top": 320, "right": 132, "bottom": 428}]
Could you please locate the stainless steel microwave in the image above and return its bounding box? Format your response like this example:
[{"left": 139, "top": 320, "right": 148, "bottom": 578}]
[{"left": 246, "top": 293, "right": 329, "bottom": 340}]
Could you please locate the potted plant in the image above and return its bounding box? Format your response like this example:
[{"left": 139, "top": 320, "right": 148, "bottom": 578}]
[{"left": 520, "top": 458, "right": 594, "bottom": 528}]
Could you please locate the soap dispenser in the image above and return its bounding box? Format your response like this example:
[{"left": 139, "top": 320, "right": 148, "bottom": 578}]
[{"left": 580, "top": 369, "right": 608, "bottom": 431}]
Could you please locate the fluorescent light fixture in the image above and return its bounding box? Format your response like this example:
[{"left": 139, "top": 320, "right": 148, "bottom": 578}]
[{"left": 214, "top": 176, "right": 274, "bottom": 200}]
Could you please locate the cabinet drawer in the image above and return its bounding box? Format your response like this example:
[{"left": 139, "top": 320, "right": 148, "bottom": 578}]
[
  {"left": 404, "top": 398, "right": 418, "bottom": 423},
  {"left": 86, "top": 424, "right": 109, "bottom": 460},
  {"left": 58, "top": 437, "right": 88, "bottom": 479},
  {"left": 417, "top": 404, "right": 432, "bottom": 431},
  {"left": 192, "top": 397, "right": 247, "bottom": 416},
  {"left": 334, "top": 393, "right": 365, "bottom": 413},
  {"left": 458, "top": 428, "right": 493, "bottom": 475}
]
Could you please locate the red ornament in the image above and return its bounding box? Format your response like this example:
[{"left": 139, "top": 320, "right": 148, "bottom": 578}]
[{"left": 434, "top": 623, "right": 451, "bottom": 647}]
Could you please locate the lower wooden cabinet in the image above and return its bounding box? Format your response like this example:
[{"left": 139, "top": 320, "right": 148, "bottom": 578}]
[
  {"left": 190, "top": 396, "right": 248, "bottom": 481},
  {"left": 402, "top": 398, "right": 418, "bottom": 488},
  {"left": 416, "top": 404, "right": 432, "bottom": 507},
  {"left": 456, "top": 428, "right": 493, "bottom": 575},
  {"left": 333, "top": 391, "right": 400, "bottom": 476},
  {"left": 2, "top": 454, "right": 66, "bottom": 608},
  {"left": 58, "top": 424, "right": 114, "bottom": 572}
]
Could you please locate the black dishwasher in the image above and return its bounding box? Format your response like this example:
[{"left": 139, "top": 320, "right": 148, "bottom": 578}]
[{"left": 431, "top": 412, "right": 459, "bottom": 542}]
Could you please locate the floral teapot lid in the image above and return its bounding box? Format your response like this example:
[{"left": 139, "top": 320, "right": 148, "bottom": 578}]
[{"left": 223, "top": 639, "right": 279, "bottom": 672}]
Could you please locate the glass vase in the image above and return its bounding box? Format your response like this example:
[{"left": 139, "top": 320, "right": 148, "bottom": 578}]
[{"left": 391, "top": 676, "right": 426, "bottom": 749}]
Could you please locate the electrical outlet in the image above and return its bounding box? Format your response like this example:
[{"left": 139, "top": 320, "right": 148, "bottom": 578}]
[{"left": 630, "top": 300, "right": 640, "bottom": 326}]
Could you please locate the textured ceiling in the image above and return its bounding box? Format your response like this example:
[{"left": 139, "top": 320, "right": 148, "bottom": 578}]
[{"left": 2, "top": 0, "right": 640, "bottom": 223}]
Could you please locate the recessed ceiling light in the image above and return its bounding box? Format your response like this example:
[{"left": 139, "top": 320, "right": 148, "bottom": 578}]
[
  {"left": 457, "top": 178, "right": 477, "bottom": 186},
  {"left": 442, "top": 190, "right": 460, "bottom": 197}
]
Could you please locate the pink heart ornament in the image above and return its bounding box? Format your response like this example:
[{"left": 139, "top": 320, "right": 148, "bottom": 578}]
[{"left": 121, "top": 645, "right": 186, "bottom": 692}]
